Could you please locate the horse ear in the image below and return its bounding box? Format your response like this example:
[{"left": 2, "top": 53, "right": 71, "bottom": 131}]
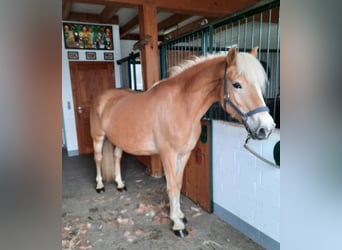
[
  {"left": 226, "top": 46, "right": 237, "bottom": 66},
  {"left": 251, "top": 46, "right": 258, "bottom": 57}
]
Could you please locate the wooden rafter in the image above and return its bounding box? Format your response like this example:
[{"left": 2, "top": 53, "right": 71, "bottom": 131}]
[
  {"left": 62, "top": 1, "right": 72, "bottom": 20},
  {"left": 164, "top": 16, "right": 221, "bottom": 40},
  {"left": 157, "top": 14, "right": 190, "bottom": 32},
  {"left": 100, "top": 3, "right": 120, "bottom": 22},
  {"left": 120, "top": 15, "right": 139, "bottom": 38},
  {"left": 63, "top": 0, "right": 260, "bottom": 17},
  {"left": 67, "top": 12, "right": 119, "bottom": 24}
]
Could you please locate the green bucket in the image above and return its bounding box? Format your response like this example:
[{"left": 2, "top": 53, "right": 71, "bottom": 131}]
[{"left": 273, "top": 140, "right": 280, "bottom": 166}]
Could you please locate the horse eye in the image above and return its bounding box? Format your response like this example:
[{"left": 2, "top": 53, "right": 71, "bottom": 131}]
[{"left": 232, "top": 82, "right": 242, "bottom": 89}]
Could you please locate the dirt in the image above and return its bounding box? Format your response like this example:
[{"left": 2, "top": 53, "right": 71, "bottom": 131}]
[{"left": 62, "top": 150, "right": 264, "bottom": 250}]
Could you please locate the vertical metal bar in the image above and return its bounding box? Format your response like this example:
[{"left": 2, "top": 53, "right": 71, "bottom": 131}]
[
  {"left": 244, "top": 17, "right": 247, "bottom": 51},
  {"left": 258, "top": 12, "right": 263, "bottom": 60},
  {"left": 251, "top": 15, "right": 255, "bottom": 48},
  {"left": 209, "top": 26, "right": 214, "bottom": 118},
  {"left": 128, "top": 58, "right": 132, "bottom": 89},
  {"left": 209, "top": 26, "right": 214, "bottom": 54},
  {"left": 173, "top": 42, "right": 176, "bottom": 67},
  {"left": 166, "top": 43, "right": 170, "bottom": 77},
  {"left": 160, "top": 45, "right": 167, "bottom": 79},
  {"left": 191, "top": 34, "right": 194, "bottom": 57},
  {"left": 231, "top": 22, "right": 234, "bottom": 46},
  {"left": 274, "top": 7, "right": 280, "bottom": 119},
  {"left": 225, "top": 24, "right": 228, "bottom": 51},
  {"left": 266, "top": 8, "right": 272, "bottom": 97},
  {"left": 177, "top": 41, "right": 182, "bottom": 65},
  {"left": 132, "top": 58, "right": 137, "bottom": 90},
  {"left": 182, "top": 38, "right": 185, "bottom": 63},
  {"left": 202, "top": 29, "right": 207, "bottom": 56},
  {"left": 219, "top": 26, "right": 222, "bottom": 53},
  {"left": 237, "top": 20, "right": 241, "bottom": 50}
]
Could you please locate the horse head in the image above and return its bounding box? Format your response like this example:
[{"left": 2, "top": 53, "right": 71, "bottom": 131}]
[{"left": 222, "top": 46, "right": 275, "bottom": 140}]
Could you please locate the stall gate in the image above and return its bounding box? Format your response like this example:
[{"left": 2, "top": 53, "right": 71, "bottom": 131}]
[{"left": 158, "top": 0, "right": 280, "bottom": 212}]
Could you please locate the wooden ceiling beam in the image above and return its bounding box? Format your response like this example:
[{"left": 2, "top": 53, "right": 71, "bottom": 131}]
[
  {"left": 63, "top": 0, "right": 138, "bottom": 8},
  {"left": 120, "top": 15, "right": 139, "bottom": 38},
  {"left": 62, "top": 1, "right": 73, "bottom": 20},
  {"left": 164, "top": 17, "right": 220, "bottom": 40},
  {"left": 99, "top": 4, "right": 121, "bottom": 22},
  {"left": 64, "top": 0, "right": 260, "bottom": 16},
  {"left": 157, "top": 14, "right": 190, "bottom": 32},
  {"left": 67, "top": 12, "right": 119, "bottom": 24},
  {"left": 120, "top": 33, "right": 164, "bottom": 41}
]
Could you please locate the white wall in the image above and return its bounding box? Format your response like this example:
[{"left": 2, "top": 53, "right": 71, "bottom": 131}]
[
  {"left": 119, "top": 40, "right": 144, "bottom": 90},
  {"left": 212, "top": 120, "right": 280, "bottom": 242},
  {"left": 62, "top": 23, "right": 122, "bottom": 155},
  {"left": 120, "top": 40, "right": 137, "bottom": 58}
]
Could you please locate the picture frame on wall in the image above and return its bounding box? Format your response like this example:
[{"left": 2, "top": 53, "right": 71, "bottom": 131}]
[
  {"left": 67, "top": 51, "right": 79, "bottom": 60},
  {"left": 86, "top": 52, "right": 96, "bottom": 60},
  {"left": 104, "top": 52, "right": 114, "bottom": 60},
  {"left": 63, "top": 22, "right": 113, "bottom": 50}
]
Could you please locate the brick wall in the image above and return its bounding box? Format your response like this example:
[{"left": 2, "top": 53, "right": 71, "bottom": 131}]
[{"left": 212, "top": 120, "right": 280, "bottom": 242}]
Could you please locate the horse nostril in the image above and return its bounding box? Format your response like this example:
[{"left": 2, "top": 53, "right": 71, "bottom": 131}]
[{"left": 256, "top": 127, "right": 266, "bottom": 139}]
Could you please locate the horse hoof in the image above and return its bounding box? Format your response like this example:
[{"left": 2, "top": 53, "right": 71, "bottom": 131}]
[
  {"left": 173, "top": 229, "right": 188, "bottom": 238},
  {"left": 181, "top": 217, "right": 188, "bottom": 224},
  {"left": 117, "top": 186, "right": 127, "bottom": 192},
  {"left": 96, "top": 187, "right": 105, "bottom": 193}
]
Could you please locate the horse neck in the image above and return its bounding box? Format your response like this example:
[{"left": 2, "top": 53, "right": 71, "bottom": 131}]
[{"left": 177, "top": 57, "right": 224, "bottom": 120}]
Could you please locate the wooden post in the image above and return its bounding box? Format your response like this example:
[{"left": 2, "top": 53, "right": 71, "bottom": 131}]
[{"left": 138, "top": 3, "right": 163, "bottom": 177}]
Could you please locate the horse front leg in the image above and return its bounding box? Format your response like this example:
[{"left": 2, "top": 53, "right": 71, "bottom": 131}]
[
  {"left": 175, "top": 152, "right": 192, "bottom": 223},
  {"left": 113, "top": 147, "right": 126, "bottom": 191},
  {"left": 161, "top": 153, "right": 188, "bottom": 237}
]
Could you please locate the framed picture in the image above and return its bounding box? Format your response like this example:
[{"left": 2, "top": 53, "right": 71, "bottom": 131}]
[
  {"left": 67, "top": 51, "right": 79, "bottom": 60},
  {"left": 104, "top": 52, "right": 114, "bottom": 60},
  {"left": 86, "top": 52, "right": 96, "bottom": 60},
  {"left": 63, "top": 22, "right": 113, "bottom": 50}
]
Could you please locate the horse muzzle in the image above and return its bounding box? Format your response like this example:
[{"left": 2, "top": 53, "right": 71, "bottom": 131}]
[{"left": 246, "top": 122, "right": 275, "bottom": 140}]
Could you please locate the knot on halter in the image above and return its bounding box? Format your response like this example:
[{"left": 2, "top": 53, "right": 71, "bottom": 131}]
[{"left": 223, "top": 62, "right": 269, "bottom": 125}]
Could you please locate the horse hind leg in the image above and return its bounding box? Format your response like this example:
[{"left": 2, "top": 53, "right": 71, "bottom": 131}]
[
  {"left": 114, "top": 147, "right": 126, "bottom": 192},
  {"left": 93, "top": 135, "right": 105, "bottom": 193}
]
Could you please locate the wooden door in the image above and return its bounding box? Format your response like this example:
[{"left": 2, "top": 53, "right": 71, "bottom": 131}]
[
  {"left": 182, "top": 120, "right": 212, "bottom": 212},
  {"left": 69, "top": 61, "right": 115, "bottom": 155}
]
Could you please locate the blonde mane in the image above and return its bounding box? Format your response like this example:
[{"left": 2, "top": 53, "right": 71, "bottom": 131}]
[
  {"left": 168, "top": 52, "right": 267, "bottom": 93},
  {"left": 169, "top": 54, "right": 225, "bottom": 77}
]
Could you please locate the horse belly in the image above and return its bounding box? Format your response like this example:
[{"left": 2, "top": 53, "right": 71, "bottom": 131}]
[{"left": 105, "top": 125, "right": 158, "bottom": 155}]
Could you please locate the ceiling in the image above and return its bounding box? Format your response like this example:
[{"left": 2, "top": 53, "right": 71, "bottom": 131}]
[{"left": 62, "top": 0, "right": 261, "bottom": 41}]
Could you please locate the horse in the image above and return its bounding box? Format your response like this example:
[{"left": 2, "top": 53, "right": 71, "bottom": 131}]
[{"left": 90, "top": 47, "right": 275, "bottom": 237}]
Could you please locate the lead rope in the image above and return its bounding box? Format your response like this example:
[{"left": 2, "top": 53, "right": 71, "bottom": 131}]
[{"left": 243, "top": 136, "right": 280, "bottom": 168}]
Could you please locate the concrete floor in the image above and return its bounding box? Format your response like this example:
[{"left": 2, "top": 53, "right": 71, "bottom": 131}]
[{"left": 62, "top": 149, "right": 264, "bottom": 250}]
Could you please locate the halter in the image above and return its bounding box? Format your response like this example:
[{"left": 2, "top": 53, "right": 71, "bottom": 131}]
[{"left": 223, "top": 62, "right": 270, "bottom": 131}]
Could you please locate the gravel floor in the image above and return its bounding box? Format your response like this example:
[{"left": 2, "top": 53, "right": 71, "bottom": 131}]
[{"left": 62, "top": 150, "right": 264, "bottom": 250}]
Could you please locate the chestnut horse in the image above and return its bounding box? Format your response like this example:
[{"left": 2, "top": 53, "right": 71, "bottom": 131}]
[{"left": 90, "top": 47, "right": 275, "bottom": 237}]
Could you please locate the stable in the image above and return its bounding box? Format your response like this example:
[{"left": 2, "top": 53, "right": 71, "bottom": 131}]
[{"left": 62, "top": 0, "right": 280, "bottom": 249}]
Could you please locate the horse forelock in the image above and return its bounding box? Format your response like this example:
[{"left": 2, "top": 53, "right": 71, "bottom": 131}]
[{"left": 236, "top": 53, "right": 268, "bottom": 93}]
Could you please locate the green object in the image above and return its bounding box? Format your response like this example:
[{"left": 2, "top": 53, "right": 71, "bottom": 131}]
[
  {"left": 200, "top": 125, "right": 208, "bottom": 144},
  {"left": 273, "top": 141, "right": 280, "bottom": 166}
]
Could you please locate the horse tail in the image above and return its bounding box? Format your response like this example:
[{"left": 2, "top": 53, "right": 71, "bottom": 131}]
[{"left": 101, "top": 138, "right": 115, "bottom": 182}]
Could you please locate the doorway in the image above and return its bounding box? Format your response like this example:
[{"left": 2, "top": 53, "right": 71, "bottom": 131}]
[{"left": 69, "top": 61, "right": 115, "bottom": 154}]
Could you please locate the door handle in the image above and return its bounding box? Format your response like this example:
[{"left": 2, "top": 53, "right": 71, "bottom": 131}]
[{"left": 77, "top": 106, "right": 83, "bottom": 114}]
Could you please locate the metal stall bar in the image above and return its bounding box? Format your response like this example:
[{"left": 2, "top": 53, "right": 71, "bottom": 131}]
[{"left": 159, "top": 0, "right": 280, "bottom": 123}]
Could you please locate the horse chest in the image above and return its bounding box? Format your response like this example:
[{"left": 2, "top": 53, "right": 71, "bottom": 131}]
[{"left": 158, "top": 122, "right": 201, "bottom": 154}]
